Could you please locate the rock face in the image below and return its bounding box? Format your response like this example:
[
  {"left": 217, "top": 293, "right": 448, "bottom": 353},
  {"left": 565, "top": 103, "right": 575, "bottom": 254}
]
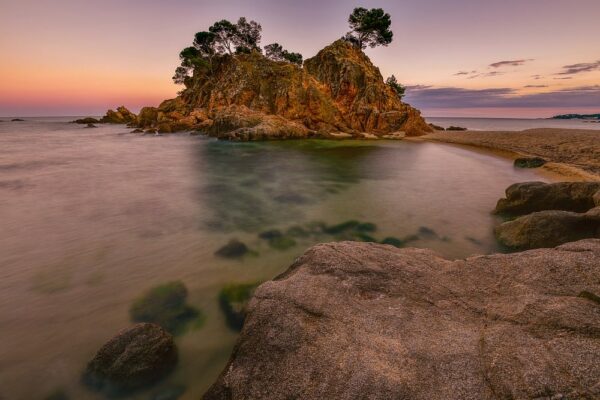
[
  {"left": 133, "top": 40, "right": 431, "bottom": 139},
  {"left": 495, "top": 181, "right": 600, "bottom": 216},
  {"left": 83, "top": 323, "right": 177, "bottom": 395},
  {"left": 494, "top": 181, "right": 600, "bottom": 249},
  {"left": 204, "top": 241, "right": 600, "bottom": 400}
]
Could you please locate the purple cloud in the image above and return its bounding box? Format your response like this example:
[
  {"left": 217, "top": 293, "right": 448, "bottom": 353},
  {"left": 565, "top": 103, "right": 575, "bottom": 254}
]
[
  {"left": 489, "top": 59, "right": 534, "bottom": 68},
  {"left": 404, "top": 85, "right": 600, "bottom": 109},
  {"left": 524, "top": 85, "right": 548, "bottom": 88},
  {"left": 557, "top": 60, "right": 600, "bottom": 75}
]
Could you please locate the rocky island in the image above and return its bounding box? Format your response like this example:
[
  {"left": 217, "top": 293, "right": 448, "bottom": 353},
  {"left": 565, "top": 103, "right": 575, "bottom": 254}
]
[{"left": 92, "top": 11, "right": 431, "bottom": 139}]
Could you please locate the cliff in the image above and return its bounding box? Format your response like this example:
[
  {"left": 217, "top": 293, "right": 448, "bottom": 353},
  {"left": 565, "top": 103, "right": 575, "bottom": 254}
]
[
  {"left": 205, "top": 240, "right": 600, "bottom": 399},
  {"left": 132, "top": 40, "right": 431, "bottom": 139}
]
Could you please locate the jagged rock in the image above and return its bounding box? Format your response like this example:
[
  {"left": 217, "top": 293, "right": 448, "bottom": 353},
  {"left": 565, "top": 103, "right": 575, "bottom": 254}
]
[
  {"left": 495, "top": 209, "right": 600, "bottom": 249},
  {"left": 446, "top": 126, "right": 467, "bottom": 131},
  {"left": 204, "top": 240, "right": 600, "bottom": 400},
  {"left": 100, "top": 106, "right": 137, "bottom": 124},
  {"left": 83, "top": 323, "right": 177, "bottom": 395},
  {"left": 132, "top": 40, "right": 431, "bottom": 140},
  {"left": 85, "top": 123, "right": 97, "bottom": 128},
  {"left": 428, "top": 123, "right": 445, "bottom": 131},
  {"left": 495, "top": 181, "right": 600, "bottom": 216},
  {"left": 131, "top": 128, "right": 144, "bottom": 133},
  {"left": 72, "top": 117, "right": 99, "bottom": 124},
  {"left": 514, "top": 157, "right": 546, "bottom": 168}
]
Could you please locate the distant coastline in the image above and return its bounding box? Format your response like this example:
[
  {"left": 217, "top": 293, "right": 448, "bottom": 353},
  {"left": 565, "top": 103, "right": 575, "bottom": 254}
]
[{"left": 551, "top": 113, "right": 600, "bottom": 120}]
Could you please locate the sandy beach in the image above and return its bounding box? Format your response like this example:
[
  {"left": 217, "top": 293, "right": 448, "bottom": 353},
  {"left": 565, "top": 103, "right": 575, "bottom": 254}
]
[{"left": 412, "top": 128, "right": 600, "bottom": 181}]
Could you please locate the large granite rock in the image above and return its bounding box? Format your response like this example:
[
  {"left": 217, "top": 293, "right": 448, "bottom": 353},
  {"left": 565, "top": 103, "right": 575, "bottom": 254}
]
[
  {"left": 204, "top": 241, "right": 600, "bottom": 400},
  {"left": 126, "top": 40, "right": 431, "bottom": 139},
  {"left": 83, "top": 323, "right": 177, "bottom": 395},
  {"left": 495, "top": 181, "right": 600, "bottom": 216},
  {"left": 495, "top": 208, "right": 600, "bottom": 249}
]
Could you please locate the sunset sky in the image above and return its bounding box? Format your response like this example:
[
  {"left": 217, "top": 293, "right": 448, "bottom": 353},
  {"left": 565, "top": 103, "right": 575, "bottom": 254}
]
[{"left": 1, "top": 0, "right": 599, "bottom": 117}]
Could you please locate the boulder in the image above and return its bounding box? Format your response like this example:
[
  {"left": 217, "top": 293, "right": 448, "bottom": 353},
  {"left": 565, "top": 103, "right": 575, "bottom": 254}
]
[
  {"left": 514, "top": 157, "right": 546, "bottom": 168},
  {"left": 495, "top": 209, "right": 599, "bottom": 249},
  {"left": 100, "top": 106, "right": 137, "bottom": 124},
  {"left": 85, "top": 123, "right": 97, "bottom": 128},
  {"left": 11, "top": 118, "right": 25, "bottom": 122},
  {"left": 83, "top": 323, "right": 177, "bottom": 395},
  {"left": 137, "top": 107, "right": 159, "bottom": 128},
  {"left": 72, "top": 117, "right": 99, "bottom": 124},
  {"left": 219, "top": 283, "right": 260, "bottom": 331},
  {"left": 446, "top": 126, "right": 467, "bottom": 131},
  {"left": 204, "top": 240, "right": 600, "bottom": 400},
  {"left": 215, "top": 239, "right": 249, "bottom": 258},
  {"left": 428, "top": 123, "right": 445, "bottom": 131},
  {"left": 495, "top": 181, "right": 600, "bottom": 216}
]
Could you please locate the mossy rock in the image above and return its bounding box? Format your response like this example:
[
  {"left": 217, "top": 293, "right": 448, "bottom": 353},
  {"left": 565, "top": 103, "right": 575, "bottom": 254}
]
[
  {"left": 44, "top": 389, "right": 69, "bottom": 400},
  {"left": 130, "top": 281, "right": 200, "bottom": 335},
  {"left": 381, "top": 237, "right": 405, "bottom": 248},
  {"left": 323, "top": 220, "right": 361, "bottom": 234},
  {"left": 286, "top": 225, "right": 310, "bottom": 238},
  {"left": 215, "top": 239, "right": 249, "bottom": 258},
  {"left": 514, "top": 157, "right": 546, "bottom": 168},
  {"left": 355, "top": 222, "right": 377, "bottom": 232},
  {"left": 352, "top": 232, "right": 377, "bottom": 242},
  {"left": 268, "top": 236, "right": 297, "bottom": 250},
  {"left": 258, "top": 229, "right": 283, "bottom": 240},
  {"left": 219, "top": 282, "right": 260, "bottom": 331}
]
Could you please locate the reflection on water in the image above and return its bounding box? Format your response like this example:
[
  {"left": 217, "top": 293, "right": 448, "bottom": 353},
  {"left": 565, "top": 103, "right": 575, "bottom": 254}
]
[{"left": 0, "top": 119, "right": 550, "bottom": 399}]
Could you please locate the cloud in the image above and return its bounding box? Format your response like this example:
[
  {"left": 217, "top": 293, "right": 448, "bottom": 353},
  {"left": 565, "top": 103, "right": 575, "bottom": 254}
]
[
  {"left": 531, "top": 74, "right": 543, "bottom": 80},
  {"left": 404, "top": 85, "right": 600, "bottom": 109},
  {"left": 466, "top": 71, "right": 505, "bottom": 79},
  {"left": 454, "top": 71, "right": 471, "bottom": 76},
  {"left": 554, "top": 77, "right": 573, "bottom": 80},
  {"left": 557, "top": 60, "right": 600, "bottom": 75},
  {"left": 524, "top": 85, "right": 548, "bottom": 88},
  {"left": 489, "top": 59, "right": 534, "bottom": 68}
]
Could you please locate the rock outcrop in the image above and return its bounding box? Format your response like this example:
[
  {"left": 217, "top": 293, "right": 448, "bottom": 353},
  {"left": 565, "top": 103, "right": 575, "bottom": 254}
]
[
  {"left": 495, "top": 181, "right": 600, "bottom": 216},
  {"left": 132, "top": 40, "right": 431, "bottom": 139},
  {"left": 494, "top": 182, "right": 600, "bottom": 249},
  {"left": 100, "top": 106, "right": 137, "bottom": 124},
  {"left": 204, "top": 240, "right": 600, "bottom": 400},
  {"left": 83, "top": 323, "right": 177, "bottom": 395}
]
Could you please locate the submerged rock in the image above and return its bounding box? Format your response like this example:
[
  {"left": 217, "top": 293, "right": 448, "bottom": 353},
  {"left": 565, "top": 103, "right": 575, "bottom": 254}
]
[
  {"left": 495, "top": 181, "right": 600, "bottom": 216},
  {"left": 215, "top": 239, "right": 249, "bottom": 258},
  {"left": 446, "top": 126, "right": 467, "bottom": 131},
  {"left": 85, "top": 123, "right": 97, "bottom": 128},
  {"left": 514, "top": 157, "right": 546, "bottom": 168},
  {"left": 204, "top": 240, "right": 600, "bottom": 400},
  {"left": 83, "top": 323, "right": 177, "bottom": 395},
  {"left": 129, "top": 281, "right": 199, "bottom": 334},
  {"left": 11, "top": 118, "right": 25, "bottom": 122},
  {"left": 219, "top": 282, "right": 260, "bottom": 331}
]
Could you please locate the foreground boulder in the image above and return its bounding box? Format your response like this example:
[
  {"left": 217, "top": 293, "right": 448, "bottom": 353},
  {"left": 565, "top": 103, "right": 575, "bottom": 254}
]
[
  {"left": 495, "top": 181, "right": 600, "bottom": 216},
  {"left": 83, "top": 323, "right": 177, "bottom": 395},
  {"left": 205, "top": 240, "right": 600, "bottom": 400}
]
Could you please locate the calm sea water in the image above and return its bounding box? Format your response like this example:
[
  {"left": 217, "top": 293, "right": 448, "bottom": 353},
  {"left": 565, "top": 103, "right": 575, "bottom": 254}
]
[
  {"left": 428, "top": 116, "right": 600, "bottom": 131},
  {"left": 0, "top": 118, "right": 553, "bottom": 399}
]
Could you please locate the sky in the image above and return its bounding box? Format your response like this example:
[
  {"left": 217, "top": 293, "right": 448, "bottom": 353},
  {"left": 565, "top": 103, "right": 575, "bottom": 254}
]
[{"left": 1, "top": 0, "right": 599, "bottom": 118}]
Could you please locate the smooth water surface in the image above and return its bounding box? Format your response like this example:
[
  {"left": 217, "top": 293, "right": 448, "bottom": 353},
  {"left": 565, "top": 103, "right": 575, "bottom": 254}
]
[{"left": 0, "top": 118, "right": 550, "bottom": 399}]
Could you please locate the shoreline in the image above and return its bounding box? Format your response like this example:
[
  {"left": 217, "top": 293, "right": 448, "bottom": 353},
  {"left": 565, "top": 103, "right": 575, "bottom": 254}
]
[{"left": 406, "top": 128, "right": 600, "bottom": 182}]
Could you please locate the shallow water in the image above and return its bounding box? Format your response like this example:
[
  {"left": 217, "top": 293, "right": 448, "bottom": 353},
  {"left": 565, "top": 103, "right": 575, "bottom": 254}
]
[{"left": 0, "top": 118, "right": 551, "bottom": 399}]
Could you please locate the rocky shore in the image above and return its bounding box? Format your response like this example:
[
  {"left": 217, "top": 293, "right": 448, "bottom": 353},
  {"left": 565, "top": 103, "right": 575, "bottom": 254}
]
[
  {"left": 414, "top": 128, "right": 600, "bottom": 180},
  {"left": 204, "top": 239, "right": 600, "bottom": 399}
]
